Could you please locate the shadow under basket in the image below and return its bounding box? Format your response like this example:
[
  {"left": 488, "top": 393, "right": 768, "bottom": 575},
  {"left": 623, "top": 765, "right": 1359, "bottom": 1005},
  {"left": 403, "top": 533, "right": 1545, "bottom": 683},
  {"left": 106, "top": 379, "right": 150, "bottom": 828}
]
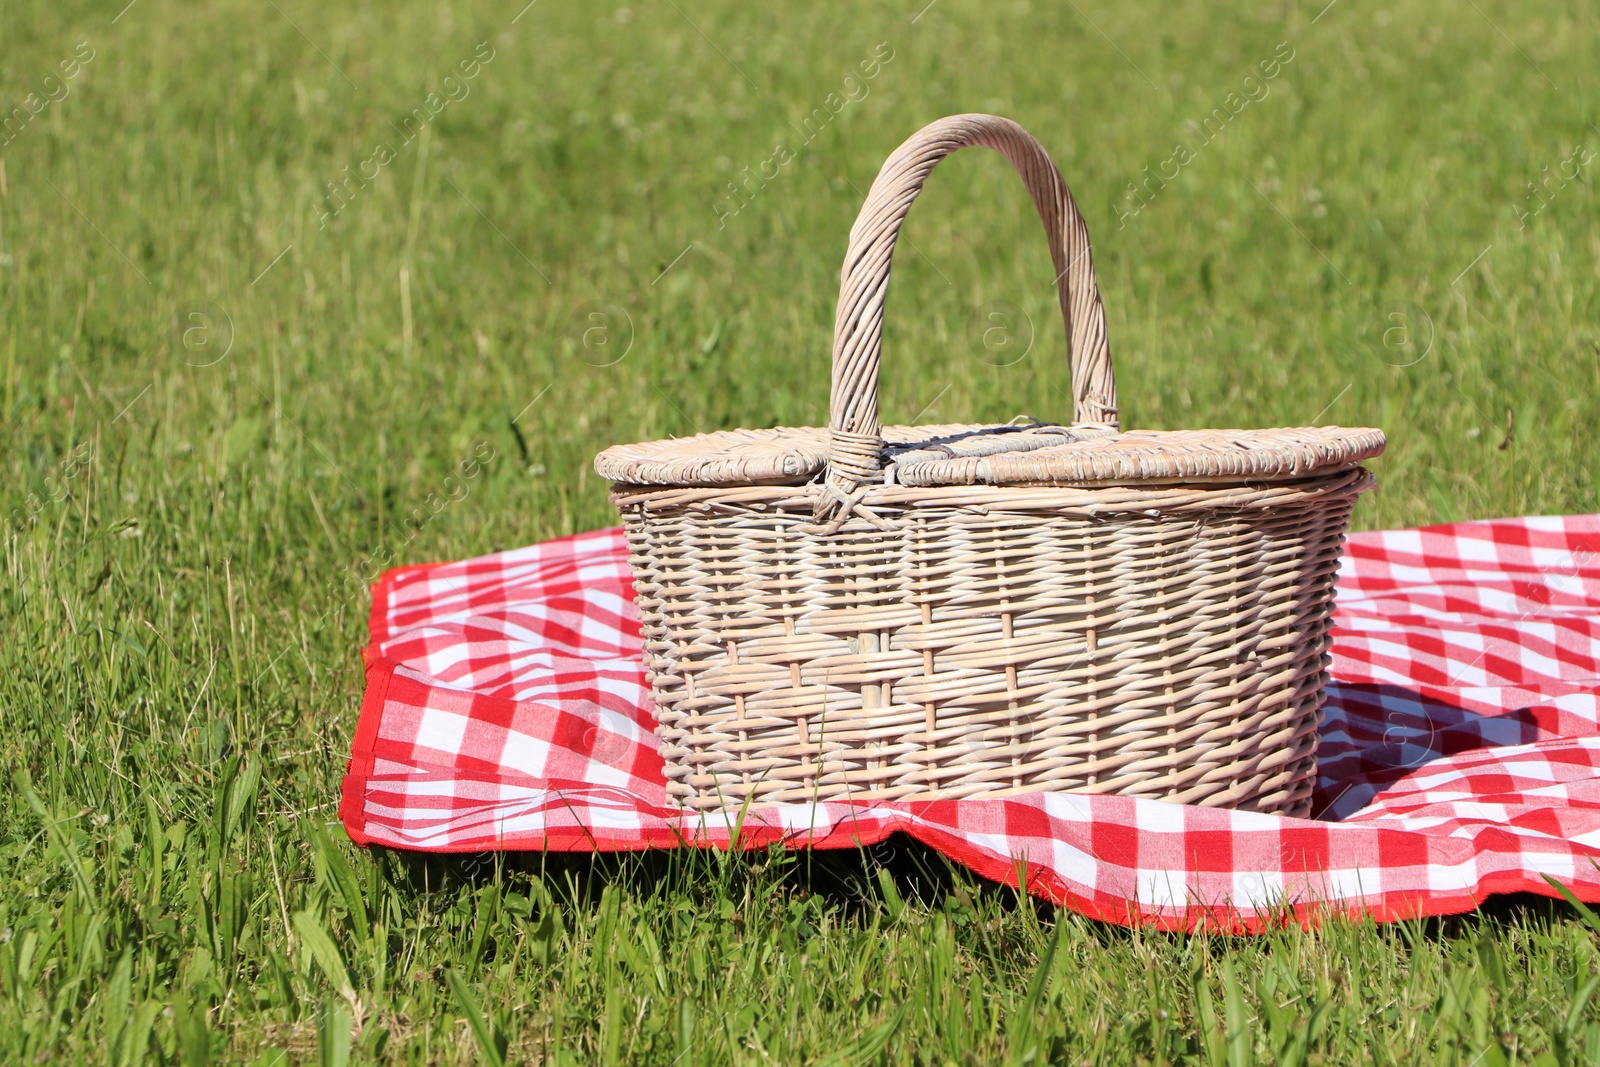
[{"left": 595, "top": 114, "right": 1384, "bottom": 816}]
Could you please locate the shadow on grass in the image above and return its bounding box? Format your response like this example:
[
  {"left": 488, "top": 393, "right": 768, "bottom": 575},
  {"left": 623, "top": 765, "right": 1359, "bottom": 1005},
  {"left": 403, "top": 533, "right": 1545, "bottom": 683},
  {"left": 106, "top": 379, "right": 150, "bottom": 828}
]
[
  {"left": 375, "top": 830, "right": 1035, "bottom": 917},
  {"left": 372, "top": 831, "right": 1594, "bottom": 951}
]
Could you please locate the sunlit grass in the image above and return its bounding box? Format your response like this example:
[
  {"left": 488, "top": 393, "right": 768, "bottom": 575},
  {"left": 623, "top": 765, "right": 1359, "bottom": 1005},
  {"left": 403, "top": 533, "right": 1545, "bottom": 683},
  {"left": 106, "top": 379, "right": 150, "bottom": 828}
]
[{"left": 3, "top": 0, "right": 1599, "bottom": 1061}]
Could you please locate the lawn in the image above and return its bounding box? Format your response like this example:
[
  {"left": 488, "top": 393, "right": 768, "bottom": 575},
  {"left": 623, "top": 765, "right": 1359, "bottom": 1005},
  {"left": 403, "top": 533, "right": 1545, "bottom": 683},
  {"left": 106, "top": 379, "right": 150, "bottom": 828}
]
[{"left": 3, "top": 0, "right": 1599, "bottom": 1062}]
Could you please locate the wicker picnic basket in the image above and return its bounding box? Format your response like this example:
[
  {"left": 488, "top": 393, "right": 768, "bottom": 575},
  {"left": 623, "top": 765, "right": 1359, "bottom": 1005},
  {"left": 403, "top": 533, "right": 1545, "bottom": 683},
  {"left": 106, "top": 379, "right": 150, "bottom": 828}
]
[{"left": 595, "top": 114, "right": 1383, "bottom": 816}]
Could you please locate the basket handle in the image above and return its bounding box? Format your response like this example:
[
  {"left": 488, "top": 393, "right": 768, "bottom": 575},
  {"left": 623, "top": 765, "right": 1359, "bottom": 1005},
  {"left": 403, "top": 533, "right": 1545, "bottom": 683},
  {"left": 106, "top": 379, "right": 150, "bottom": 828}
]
[{"left": 819, "top": 114, "right": 1117, "bottom": 520}]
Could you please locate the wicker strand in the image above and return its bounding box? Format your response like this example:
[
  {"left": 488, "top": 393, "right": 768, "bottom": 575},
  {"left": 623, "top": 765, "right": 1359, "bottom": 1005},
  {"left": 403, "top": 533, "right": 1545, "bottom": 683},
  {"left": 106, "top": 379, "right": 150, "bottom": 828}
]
[
  {"left": 819, "top": 114, "right": 1117, "bottom": 521},
  {"left": 827, "top": 428, "right": 883, "bottom": 485}
]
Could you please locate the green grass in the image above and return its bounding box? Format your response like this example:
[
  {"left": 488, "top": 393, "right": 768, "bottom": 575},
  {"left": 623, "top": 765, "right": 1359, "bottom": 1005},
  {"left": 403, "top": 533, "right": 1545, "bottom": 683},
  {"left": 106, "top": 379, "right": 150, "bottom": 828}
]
[{"left": 3, "top": 0, "right": 1599, "bottom": 1061}]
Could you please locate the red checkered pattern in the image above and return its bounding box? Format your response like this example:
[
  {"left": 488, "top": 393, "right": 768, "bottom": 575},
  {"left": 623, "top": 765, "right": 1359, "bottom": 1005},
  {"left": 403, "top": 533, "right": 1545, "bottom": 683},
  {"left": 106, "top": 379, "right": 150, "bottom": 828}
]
[{"left": 340, "top": 516, "right": 1600, "bottom": 931}]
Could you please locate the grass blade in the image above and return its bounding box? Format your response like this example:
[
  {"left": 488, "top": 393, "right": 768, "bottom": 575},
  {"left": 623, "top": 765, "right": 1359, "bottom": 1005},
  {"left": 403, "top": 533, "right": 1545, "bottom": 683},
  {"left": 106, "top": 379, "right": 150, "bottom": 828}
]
[
  {"left": 876, "top": 866, "right": 905, "bottom": 922},
  {"left": 1543, "top": 873, "right": 1600, "bottom": 940},
  {"left": 446, "top": 968, "right": 507, "bottom": 1067},
  {"left": 292, "top": 909, "right": 353, "bottom": 999},
  {"left": 1221, "top": 956, "right": 1252, "bottom": 1067},
  {"left": 318, "top": 997, "right": 352, "bottom": 1067},
  {"left": 311, "top": 823, "right": 370, "bottom": 947}
]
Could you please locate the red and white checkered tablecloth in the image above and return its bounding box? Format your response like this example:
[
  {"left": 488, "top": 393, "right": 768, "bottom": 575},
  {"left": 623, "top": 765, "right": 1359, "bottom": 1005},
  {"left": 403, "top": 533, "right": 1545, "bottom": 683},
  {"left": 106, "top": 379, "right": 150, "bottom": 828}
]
[{"left": 339, "top": 515, "right": 1600, "bottom": 931}]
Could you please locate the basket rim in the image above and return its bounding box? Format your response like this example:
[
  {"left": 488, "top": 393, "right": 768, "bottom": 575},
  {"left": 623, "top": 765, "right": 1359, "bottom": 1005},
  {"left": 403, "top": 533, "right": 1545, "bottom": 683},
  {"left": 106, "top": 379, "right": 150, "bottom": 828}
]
[{"left": 594, "top": 422, "right": 1386, "bottom": 489}]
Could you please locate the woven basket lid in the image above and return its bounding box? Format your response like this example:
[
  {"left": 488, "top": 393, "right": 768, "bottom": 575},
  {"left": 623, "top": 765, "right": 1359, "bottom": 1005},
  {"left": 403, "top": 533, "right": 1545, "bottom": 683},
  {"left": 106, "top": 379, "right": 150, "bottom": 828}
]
[
  {"left": 594, "top": 422, "right": 1385, "bottom": 488},
  {"left": 594, "top": 115, "right": 1386, "bottom": 498}
]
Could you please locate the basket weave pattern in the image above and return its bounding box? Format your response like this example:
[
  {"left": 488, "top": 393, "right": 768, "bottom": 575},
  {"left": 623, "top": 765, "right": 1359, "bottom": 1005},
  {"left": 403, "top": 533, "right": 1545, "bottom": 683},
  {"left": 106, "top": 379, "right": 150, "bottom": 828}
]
[{"left": 599, "top": 116, "right": 1381, "bottom": 815}]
